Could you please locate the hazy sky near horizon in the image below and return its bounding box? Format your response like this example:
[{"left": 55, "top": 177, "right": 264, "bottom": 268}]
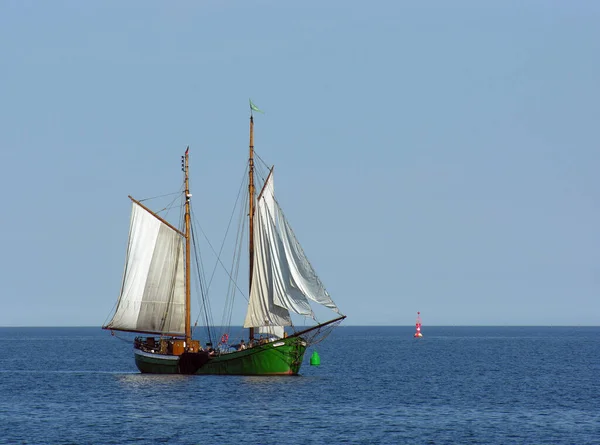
[{"left": 1, "top": 1, "right": 598, "bottom": 327}]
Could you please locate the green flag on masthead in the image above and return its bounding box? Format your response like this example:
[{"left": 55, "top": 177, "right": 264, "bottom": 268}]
[{"left": 249, "top": 99, "right": 264, "bottom": 114}]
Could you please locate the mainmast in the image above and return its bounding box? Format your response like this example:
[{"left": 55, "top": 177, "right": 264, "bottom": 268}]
[
  {"left": 183, "top": 147, "right": 192, "bottom": 346},
  {"left": 248, "top": 115, "right": 255, "bottom": 341}
]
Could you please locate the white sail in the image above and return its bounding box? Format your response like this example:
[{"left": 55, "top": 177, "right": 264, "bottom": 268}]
[
  {"left": 106, "top": 202, "right": 186, "bottom": 335},
  {"left": 277, "top": 205, "right": 340, "bottom": 312},
  {"left": 258, "top": 326, "right": 285, "bottom": 339},
  {"left": 243, "top": 173, "right": 340, "bottom": 329},
  {"left": 244, "top": 175, "right": 293, "bottom": 328}
]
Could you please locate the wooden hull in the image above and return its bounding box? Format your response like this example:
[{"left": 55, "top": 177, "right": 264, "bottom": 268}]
[{"left": 134, "top": 336, "right": 307, "bottom": 376}]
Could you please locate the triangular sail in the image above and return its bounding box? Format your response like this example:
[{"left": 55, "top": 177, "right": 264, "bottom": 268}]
[
  {"left": 244, "top": 173, "right": 340, "bottom": 329},
  {"left": 105, "top": 202, "right": 186, "bottom": 335}
]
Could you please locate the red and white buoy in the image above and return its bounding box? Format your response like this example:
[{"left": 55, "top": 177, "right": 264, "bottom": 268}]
[{"left": 414, "top": 311, "right": 423, "bottom": 338}]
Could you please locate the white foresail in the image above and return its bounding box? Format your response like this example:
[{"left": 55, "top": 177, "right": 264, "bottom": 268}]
[
  {"left": 106, "top": 202, "right": 186, "bottom": 335},
  {"left": 243, "top": 173, "right": 340, "bottom": 330},
  {"left": 278, "top": 207, "right": 340, "bottom": 312},
  {"left": 258, "top": 326, "right": 285, "bottom": 339}
]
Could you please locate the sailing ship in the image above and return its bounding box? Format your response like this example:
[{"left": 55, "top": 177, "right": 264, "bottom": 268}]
[{"left": 102, "top": 104, "right": 345, "bottom": 375}]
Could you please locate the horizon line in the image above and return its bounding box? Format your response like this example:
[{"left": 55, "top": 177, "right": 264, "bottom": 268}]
[{"left": 0, "top": 324, "right": 598, "bottom": 328}]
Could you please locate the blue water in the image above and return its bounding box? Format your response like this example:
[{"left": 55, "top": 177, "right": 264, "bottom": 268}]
[{"left": 1, "top": 326, "right": 598, "bottom": 444}]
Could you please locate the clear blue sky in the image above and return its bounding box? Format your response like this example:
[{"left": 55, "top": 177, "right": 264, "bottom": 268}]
[{"left": 1, "top": 1, "right": 598, "bottom": 326}]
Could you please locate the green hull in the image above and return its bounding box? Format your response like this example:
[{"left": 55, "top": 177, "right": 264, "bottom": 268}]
[{"left": 134, "top": 336, "right": 307, "bottom": 376}]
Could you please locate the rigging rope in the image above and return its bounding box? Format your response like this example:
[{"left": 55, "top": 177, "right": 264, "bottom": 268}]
[
  {"left": 190, "top": 214, "right": 215, "bottom": 345},
  {"left": 138, "top": 190, "right": 182, "bottom": 202},
  {"left": 190, "top": 206, "right": 248, "bottom": 304},
  {"left": 222, "top": 188, "right": 248, "bottom": 329}
]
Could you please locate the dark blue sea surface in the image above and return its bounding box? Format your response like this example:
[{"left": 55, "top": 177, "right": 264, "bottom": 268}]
[{"left": 0, "top": 326, "right": 598, "bottom": 444}]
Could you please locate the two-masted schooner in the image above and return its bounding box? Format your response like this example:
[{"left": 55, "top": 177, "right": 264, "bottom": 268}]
[{"left": 103, "top": 104, "right": 345, "bottom": 375}]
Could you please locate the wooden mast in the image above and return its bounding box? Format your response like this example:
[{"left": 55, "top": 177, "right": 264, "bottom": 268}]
[
  {"left": 248, "top": 114, "right": 255, "bottom": 341},
  {"left": 183, "top": 147, "right": 192, "bottom": 346}
]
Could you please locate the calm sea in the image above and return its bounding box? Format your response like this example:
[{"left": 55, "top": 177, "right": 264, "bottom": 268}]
[{"left": 0, "top": 326, "right": 598, "bottom": 445}]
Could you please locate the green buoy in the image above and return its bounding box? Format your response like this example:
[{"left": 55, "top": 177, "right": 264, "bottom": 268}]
[{"left": 310, "top": 350, "right": 321, "bottom": 366}]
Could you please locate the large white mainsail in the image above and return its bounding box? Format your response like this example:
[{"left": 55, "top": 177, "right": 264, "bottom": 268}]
[
  {"left": 243, "top": 173, "right": 341, "bottom": 330},
  {"left": 105, "top": 202, "right": 186, "bottom": 335}
]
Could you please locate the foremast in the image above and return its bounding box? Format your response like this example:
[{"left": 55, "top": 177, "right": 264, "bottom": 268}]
[{"left": 183, "top": 147, "right": 192, "bottom": 346}]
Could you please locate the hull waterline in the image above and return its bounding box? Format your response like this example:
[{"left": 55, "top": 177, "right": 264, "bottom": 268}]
[{"left": 134, "top": 336, "right": 307, "bottom": 376}]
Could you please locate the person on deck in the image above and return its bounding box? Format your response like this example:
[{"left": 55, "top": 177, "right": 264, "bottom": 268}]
[{"left": 238, "top": 339, "right": 246, "bottom": 351}]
